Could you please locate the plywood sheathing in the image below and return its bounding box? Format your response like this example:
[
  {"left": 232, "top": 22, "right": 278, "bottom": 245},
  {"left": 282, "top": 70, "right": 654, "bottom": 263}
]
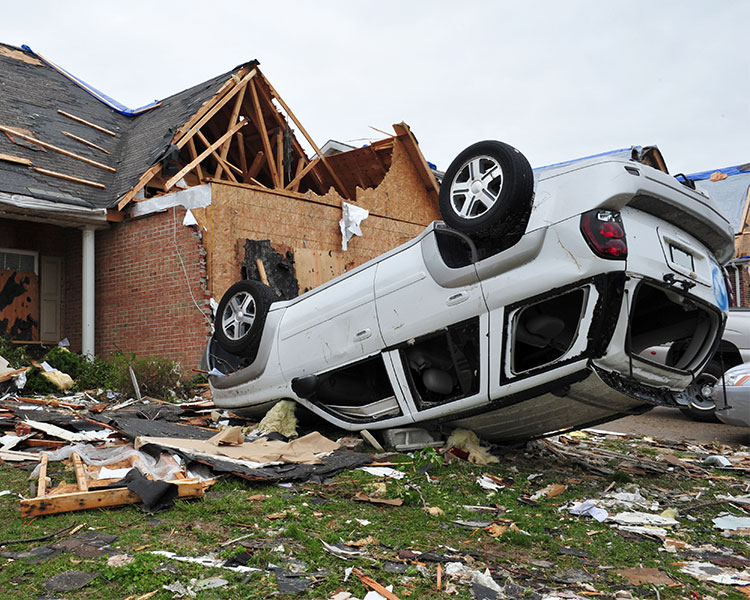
[
  {"left": 0, "top": 46, "right": 42, "bottom": 66},
  {"left": 0, "top": 270, "right": 39, "bottom": 341},
  {"left": 201, "top": 130, "right": 440, "bottom": 299}
]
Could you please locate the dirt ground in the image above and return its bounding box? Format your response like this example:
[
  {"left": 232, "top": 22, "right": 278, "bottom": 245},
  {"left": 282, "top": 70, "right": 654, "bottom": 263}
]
[{"left": 602, "top": 405, "right": 749, "bottom": 446}]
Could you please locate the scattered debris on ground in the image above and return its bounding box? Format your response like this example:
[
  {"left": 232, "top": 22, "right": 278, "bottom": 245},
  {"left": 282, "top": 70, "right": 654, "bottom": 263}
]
[{"left": 0, "top": 384, "right": 748, "bottom": 599}]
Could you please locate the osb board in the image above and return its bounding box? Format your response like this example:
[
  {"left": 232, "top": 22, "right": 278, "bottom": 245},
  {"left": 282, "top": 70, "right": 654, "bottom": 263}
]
[
  {"left": 294, "top": 247, "right": 346, "bottom": 294},
  {"left": 0, "top": 270, "right": 39, "bottom": 341},
  {"left": 208, "top": 184, "right": 424, "bottom": 299},
  {"left": 0, "top": 46, "right": 42, "bottom": 66},
  {"left": 736, "top": 232, "right": 750, "bottom": 258}
]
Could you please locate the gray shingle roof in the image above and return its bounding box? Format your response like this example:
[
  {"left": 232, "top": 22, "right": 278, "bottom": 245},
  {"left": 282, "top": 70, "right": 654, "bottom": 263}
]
[{"left": 0, "top": 43, "right": 253, "bottom": 209}]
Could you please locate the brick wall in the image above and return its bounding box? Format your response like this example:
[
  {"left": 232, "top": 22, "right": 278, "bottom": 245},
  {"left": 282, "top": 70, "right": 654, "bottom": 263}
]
[
  {"left": 95, "top": 207, "right": 212, "bottom": 369},
  {"left": 730, "top": 262, "right": 750, "bottom": 308}
]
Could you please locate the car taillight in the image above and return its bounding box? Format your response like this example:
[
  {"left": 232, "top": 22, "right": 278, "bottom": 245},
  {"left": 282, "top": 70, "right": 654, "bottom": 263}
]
[{"left": 580, "top": 209, "right": 627, "bottom": 259}]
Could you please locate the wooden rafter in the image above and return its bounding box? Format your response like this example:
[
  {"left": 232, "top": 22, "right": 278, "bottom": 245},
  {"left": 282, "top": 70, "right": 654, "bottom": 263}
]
[
  {"left": 117, "top": 163, "right": 162, "bottom": 209},
  {"left": 275, "top": 129, "right": 284, "bottom": 186},
  {"left": 215, "top": 82, "right": 247, "bottom": 179},
  {"left": 289, "top": 158, "right": 305, "bottom": 192},
  {"left": 246, "top": 151, "right": 266, "bottom": 181},
  {"left": 173, "top": 69, "right": 256, "bottom": 151},
  {"left": 237, "top": 132, "right": 248, "bottom": 173},
  {"left": 285, "top": 157, "right": 320, "bottom": 191},
  {"left": 249, "top": 78, "right": 279, "bottom": 188},
  {"left": 196, "top": 131, "right": 240, "bottom": 181},
  {"left": 33, "top": 167, "right": 106, "bottom": 189},
  {"left": 256, "top": 68, "right": 348, "bottom": 198},
  {"left": 187, "top": 137, "right": 204, "bottom": 182},
  {"left": 165, "top": 119, "right": 247, "bottom": 190}
]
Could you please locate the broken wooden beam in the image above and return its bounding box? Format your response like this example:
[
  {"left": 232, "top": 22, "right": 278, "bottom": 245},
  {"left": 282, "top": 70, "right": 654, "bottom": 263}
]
[
  {"left": 165, "top": 120, "right": 248, "bottom": 190},
  {"left": 0, "top": 152, "right": 32, "bottom": 166},
  {"left": 58, "top": 109, "right": 117, "bottom": 136},
  {"left": 37, "top": 452, "right": 49, "bottom": 497},
  {"left": 61, "top": 131, "right": 111, "bottom": 154},
  {"left": 249, "top": 78, "right": 279, "bottom": 188},
  {"left": 0, "top": 125, "right": 116, "bottom": 172},
  {"left": 20, "top": 479, "right": 212, "bottom": 517},
  {"left": 32, "top": 166, "right": 106, "bottom": 189}
]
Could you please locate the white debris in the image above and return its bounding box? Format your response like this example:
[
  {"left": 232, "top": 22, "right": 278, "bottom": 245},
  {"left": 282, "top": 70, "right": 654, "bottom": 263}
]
[
  {"left": 340, "top": 202, "right": 369, "bottom": 251},
  {"left": 477, "top": 475, "right": 504, "bottom": 492},
  {"left": 609, "top": 511, "right": 678, "bottom": 527},
  {"left": 703, "top": 455, "right": 732, "bottom": 468},
  {"left": 445, "top": 561, "right": 504, "bottom": 594},
  {"left": 358, "top": 466, "right": 405, "bottom": 480},
  {"left": 712, "top": 514, "right": 750, "bottom": 531},
  {"left": 568, "top": 500, "right": 608, "bottom": 522},
  {"left": 151, "top": 551, "right": 260, "bottom": 573},
  {"left": 680, "top": 561, "right": 750, "bottom": 585}
]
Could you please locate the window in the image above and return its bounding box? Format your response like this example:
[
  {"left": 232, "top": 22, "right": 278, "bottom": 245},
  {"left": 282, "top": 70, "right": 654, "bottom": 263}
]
[
  {"left": 400, "top": 318, "right": 480, "bottom": 409},
  {"left": 0, "top": 249, "right": 38, "bottom": 274}
]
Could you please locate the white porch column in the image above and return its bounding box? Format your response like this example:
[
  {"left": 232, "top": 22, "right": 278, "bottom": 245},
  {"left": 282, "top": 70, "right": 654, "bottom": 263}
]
[{"left": 82, "top": 227, "right": 96, "bottom": 357}]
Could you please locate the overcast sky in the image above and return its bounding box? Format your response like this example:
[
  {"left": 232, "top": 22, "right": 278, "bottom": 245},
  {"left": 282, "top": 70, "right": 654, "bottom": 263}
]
[{"left": 2, "top": 1, "right": 747, "bottom": 174}]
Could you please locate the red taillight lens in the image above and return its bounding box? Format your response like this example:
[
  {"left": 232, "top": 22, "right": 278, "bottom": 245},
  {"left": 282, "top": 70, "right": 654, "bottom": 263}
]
[{"left": 580, "top": 209, "right": 627, "bottom": 259}]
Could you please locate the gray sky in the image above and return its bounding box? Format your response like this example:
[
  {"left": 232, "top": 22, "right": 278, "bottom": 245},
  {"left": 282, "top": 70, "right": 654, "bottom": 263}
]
[{"left": 2, "top": 1, "right": 747, "bottom": 174}]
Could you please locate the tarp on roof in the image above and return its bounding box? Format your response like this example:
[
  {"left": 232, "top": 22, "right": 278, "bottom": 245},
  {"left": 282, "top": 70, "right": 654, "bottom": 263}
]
[{"left": 694, "top": 174, "right": 750, "bottom": 235}]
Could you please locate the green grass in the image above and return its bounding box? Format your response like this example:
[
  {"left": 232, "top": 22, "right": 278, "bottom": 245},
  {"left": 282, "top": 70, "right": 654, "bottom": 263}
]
[{"left": 0, "top": 435, "right": 747, "bottom": 600}]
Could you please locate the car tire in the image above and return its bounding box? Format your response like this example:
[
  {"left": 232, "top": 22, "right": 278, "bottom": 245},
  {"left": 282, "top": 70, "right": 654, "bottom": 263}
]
[
  {"left": 214, "top": 280, "right": 275, "bottom": 356},
  {"left": 438, "top": 140, "right": 534, "bottom": 240},
  {"left": 679, "top": 359, "right": 724, "bottom": 423}
]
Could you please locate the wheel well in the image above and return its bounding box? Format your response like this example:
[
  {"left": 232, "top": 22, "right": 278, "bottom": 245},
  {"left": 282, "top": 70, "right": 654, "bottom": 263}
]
[{"left": 715, "top": 341, "right": 742, "bottom": 369}]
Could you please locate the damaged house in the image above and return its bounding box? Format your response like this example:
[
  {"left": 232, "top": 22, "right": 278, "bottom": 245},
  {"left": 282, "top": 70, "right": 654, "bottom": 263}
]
[{"left": 0, "top": 43, "right": 440, "bottom": 367}]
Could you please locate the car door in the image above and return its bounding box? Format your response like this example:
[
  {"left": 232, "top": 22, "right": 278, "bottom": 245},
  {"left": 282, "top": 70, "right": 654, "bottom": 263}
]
[{"left": 374, "top": 226, "right": 490, "bottom": 417}]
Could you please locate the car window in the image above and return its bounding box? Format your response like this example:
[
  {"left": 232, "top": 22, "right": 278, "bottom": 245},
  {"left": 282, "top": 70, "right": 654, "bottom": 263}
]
[
  {"left": 399, "top": 318, "right": 480, "bottom": 409},
  {"left": 434, "top": 228, "right": 477, "bottom": 268}
]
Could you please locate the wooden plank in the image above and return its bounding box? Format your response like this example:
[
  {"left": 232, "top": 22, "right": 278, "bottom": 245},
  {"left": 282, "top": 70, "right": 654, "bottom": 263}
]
[
  {"left": 289, "top": 158, "right": 305, "bottom": 192},
  {"left": 196, "top": 131, "right": 240, "bottom": 182},
  {"left": 236, "top": 132, "right": 248, "bottom": 173},
  {"left": 165, "top": 120, "right": 247, "bottom": 190},
  {"left": 0, "top": 270, "right": 39, "bottom": 342},
  {"left": 170, "top": 66, "right": 249, "bottom": 144},
  {"left": 37, "top": 453, "right": 49, "bottom": 497},
  {"left": 32, "top": 167, "right": 106, "bottom": 189},
  {"left": 256, "top": 258, "right": 269, "bottom": 285},
  {"left": 61, "top": 131, "right": 110, "bottom": 154},
  {"left": 117, "top": 163, "right": 162, "bottom": 210},
  {"left": 275, "top": 129, "right": 284, "bottom": 186},
  {"left": 71, "top": 452, "right": 88, "bottom": 492},
  {"left": 247, "top": 151, "right": 265, "bottom": 180},
  {"left": 174, "top": 69, "right": 257, "bottom": 150},
  {"left": 0, "top": 152, "right": 32, "bottom": 166},
  {"left": 58, "top": 109, "right": 117, "bottom": 136},
  {"left": 284, "top": 157, "right": 319, "bottom": 191},
  {"left": 257, "top": 70, "right": 349, "bottom": 198},
  {"left": 391, "top": 122, "right": 440, "bottom": 197},
  {"left": 0, "top": 125, "right": 116, "bottom": 172},
  {"left": 215, "top": 81, "right": 247, "bottom": 179},
  {"left": 249, "top": 78, "right": 279, "bottom": 188},
  {"left": 187, "top": 137, "right": 204, "bottom": 182},
  {"left": 20, "top": 480, "right": 209, "bottom": 517}
]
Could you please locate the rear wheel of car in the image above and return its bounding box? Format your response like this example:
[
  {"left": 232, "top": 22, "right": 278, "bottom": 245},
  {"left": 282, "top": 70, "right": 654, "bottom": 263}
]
[
  {"left": 438, "top": 140, "right": 534, "bottom": 242},
  {"left": 679, "top": 359, "right": 724, "bottom": 422},
  {"left": 215, "top": 280, "right": 275, "bottom": 356}
]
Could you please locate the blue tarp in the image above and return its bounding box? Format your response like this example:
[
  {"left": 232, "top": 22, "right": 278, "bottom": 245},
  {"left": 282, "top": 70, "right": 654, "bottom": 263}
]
[{"left": 22, "top": 44, "right": 160, "bottom": 117}]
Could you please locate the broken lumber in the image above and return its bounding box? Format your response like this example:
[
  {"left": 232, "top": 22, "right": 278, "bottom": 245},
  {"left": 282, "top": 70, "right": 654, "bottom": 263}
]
[
  {"left": 61, "top": 130, "right": 111, "bottom": 154},
  {"left": 32, "top": 167, "right": 106, "bottom": 189},
  {"left": 20, "top": 479, "right": 212, "bottom": 517},
  {"left": 0, "top": 152, "right": 32, "bottom": 166},
  {"left": 58, "top": 109, "right": 117, "bottom": 136},
  {"left": 0, "top": 125, "right": 115, "bottom": 172}
]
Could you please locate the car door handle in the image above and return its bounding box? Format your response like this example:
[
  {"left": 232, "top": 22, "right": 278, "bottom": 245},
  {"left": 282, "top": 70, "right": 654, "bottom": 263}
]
[
  {"left": 353, "top": 328, "right": 372, "bottom": 342},
  {"left": 446, "top": 291, "right": 469, "bottom": 306}
]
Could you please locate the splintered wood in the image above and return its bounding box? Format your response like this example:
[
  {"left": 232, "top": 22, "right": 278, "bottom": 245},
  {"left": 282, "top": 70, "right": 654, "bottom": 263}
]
[{"left": 19, "top": 451, "right": 212, "bottom": 517}]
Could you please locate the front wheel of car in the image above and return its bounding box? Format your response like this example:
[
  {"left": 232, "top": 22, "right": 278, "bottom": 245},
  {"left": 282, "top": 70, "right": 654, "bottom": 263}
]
[
  {"left": 679, "top": 359, "right": 724, "bottom": 423},
  {"left": 214, "top": 280, "right": 275, "bottom": 356},
  {"left": 438, "top": 140, "right": 534, "bottom": 241}
]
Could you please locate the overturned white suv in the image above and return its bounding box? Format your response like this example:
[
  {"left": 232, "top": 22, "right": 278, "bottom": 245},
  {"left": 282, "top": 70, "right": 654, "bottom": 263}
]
[{"left": 204, "top": 141, "right": 734, "bottom": 442}]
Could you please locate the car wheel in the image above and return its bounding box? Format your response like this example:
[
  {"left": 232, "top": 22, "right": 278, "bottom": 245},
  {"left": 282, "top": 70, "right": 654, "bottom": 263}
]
[
  {"left": 438, "top": 140, "right": 534, "bottom": 240},
  {"left": 214, "top": 280, "right": 275, "bottom": 356},
  {"left": 679, "top": 359, "right": 724, "bottom": 423}
]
